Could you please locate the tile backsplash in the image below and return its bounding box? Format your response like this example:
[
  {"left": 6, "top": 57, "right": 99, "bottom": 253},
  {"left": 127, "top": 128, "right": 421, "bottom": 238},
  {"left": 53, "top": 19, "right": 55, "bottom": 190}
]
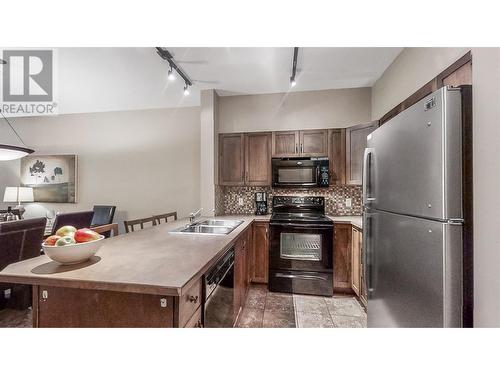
[{"left": 217, "top": 185, "right": 362, "bottom": 216}]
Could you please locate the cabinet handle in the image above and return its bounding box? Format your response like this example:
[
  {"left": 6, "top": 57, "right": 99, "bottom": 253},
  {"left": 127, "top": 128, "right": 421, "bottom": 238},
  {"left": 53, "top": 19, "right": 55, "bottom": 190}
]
[
  {"left": 295, "top": 144, "right": 298, "bottom": 154},
  {"left": 196, "top": 319, "right": 203, "bottom": 328},
  {"left": 189, "top": 295, "right": 199, "bottom": 304},
  {"left": 301, "top": 144, "right": 303, "bottom": 153}
]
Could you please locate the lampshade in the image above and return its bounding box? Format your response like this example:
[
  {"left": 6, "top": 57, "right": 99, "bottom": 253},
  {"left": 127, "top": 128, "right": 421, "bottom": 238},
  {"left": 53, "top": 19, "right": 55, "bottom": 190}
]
[
  {"left": 3, "top": 186, "right": 34, "bottom": 203},
  {"left": 0, "top": 144, "right": 35, "bottom": 161}
]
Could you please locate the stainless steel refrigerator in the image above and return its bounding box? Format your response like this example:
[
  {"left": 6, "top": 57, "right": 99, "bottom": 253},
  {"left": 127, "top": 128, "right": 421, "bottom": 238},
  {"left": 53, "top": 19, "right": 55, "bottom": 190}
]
[{"left": 364, "top": 86, "right": 471, "bottom": 328}]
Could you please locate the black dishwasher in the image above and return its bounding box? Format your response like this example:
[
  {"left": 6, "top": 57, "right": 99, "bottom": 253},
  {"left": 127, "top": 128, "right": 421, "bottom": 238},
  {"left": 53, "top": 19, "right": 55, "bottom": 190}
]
[{"left": 203, "top": 248, "right": 235, "bottom": 328}]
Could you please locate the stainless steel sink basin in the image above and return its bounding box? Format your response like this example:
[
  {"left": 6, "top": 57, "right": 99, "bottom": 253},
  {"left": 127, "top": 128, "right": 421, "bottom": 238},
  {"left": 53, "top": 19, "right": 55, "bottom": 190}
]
[
  {"left": 198, "top": 219, "right": 243, "bottom": 227},
  {"left": 170, "top": 219, "right": 243, "bottom": 235}
]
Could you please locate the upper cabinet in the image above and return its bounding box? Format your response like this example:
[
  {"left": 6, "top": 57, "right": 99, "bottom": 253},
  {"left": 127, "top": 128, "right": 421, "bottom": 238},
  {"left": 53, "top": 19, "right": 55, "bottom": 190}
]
[
  {"left": 345, "top": 121, "right": 378, "bottom": 185},
  {"left": 219, "top": 133, "right": 245, "bottom": 186},
  {"left": 219, "top": 132, "right": 271, "bottom": 186},
  {"left": 328, "top": 129, "right": 346, "bottom": 185},
  {"left": 245, "top": 132, "right": 272, "bottom": 186},
  {"left": 272, "top": 131, "right": 299, "bottom": 157},
  {"left": 272, "top": 129, "right": 328, "bottom": 158}
]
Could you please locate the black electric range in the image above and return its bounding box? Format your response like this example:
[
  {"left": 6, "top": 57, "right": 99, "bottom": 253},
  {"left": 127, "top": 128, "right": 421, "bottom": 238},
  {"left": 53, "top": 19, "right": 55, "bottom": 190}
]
[{"left": 269, "top": 196, "right": 334, "bottom": 296}]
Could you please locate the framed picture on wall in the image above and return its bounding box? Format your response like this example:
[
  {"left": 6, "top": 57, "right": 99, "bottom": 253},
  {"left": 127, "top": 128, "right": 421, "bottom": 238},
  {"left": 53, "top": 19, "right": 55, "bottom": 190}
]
[{"left": 20, "top": 155, "right": 78, "bottom": 203}]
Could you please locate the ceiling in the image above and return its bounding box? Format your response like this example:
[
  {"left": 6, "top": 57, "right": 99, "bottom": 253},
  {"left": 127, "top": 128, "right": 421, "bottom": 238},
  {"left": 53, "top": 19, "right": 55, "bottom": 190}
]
[
  {"left": 1, "top": 47, "right": 402, "bottom": 116},
  {"left": 169, "top": 47, "right": 403, "bottom": 96}
]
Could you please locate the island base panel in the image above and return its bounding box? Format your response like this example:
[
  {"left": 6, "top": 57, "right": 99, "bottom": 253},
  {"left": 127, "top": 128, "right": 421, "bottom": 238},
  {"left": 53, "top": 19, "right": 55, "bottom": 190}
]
[{"left": 33, "top": 285, "right": 174, "bottom": 328}]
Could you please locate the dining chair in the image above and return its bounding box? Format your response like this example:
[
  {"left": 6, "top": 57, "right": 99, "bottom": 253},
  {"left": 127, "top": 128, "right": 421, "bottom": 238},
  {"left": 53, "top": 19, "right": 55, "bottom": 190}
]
[
  {"left": 0, "top": 217, "right": 47, "bottom": 309},
  {"left": 153, "top": 211, "right": 177, "bottom": 225},
  {"left": 50, "top": 211, "right": 95, "bottom": 235},
  {"left": 91, "top": 205, "right": 116, "bottom": 238},
  {"left": 124, "top": 216, "right": 157, "bottom": 233},
  {"left": 92, "top": 223, "right": 119, "bottom": 237}
]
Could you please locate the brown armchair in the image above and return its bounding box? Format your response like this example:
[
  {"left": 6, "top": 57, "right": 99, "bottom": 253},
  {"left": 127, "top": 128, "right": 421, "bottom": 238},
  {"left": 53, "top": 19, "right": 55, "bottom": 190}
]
[{"left": 0, "top": 217, "right": 47, "bottom": 310}]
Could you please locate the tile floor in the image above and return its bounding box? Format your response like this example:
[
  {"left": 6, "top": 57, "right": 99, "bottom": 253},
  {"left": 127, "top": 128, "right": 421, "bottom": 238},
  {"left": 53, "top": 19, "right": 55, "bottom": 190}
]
[
  {"left": 0, "top": 284, "right": 367, "bottom": 328},
  {"left": 236, "top": 284, "right": 367, "bottom": 328}
]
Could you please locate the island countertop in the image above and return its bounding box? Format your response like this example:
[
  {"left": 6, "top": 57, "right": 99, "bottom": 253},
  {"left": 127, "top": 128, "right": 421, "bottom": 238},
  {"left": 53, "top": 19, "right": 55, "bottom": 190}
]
[{"left": 0, "top": 215, "right": 270, "bottom": 297}]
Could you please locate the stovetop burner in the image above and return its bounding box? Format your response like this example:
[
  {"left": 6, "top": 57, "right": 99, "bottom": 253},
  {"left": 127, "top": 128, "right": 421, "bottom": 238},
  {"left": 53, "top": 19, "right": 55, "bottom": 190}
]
[{"left": 270, "top": 196, "right": 333, "bottom": 225}]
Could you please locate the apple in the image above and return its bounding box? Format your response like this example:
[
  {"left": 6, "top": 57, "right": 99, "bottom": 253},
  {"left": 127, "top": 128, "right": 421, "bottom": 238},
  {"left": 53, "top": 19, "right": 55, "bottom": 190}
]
[
  {"left": 74, "top": 228, "right": 101, "bottom": 243},
  {"left": 44, "top": 235, "right": 61, "bottom": 246},
  {"left": 55, "top": 236, "right": 76, "bottom": 246},
  {"left": 55, "top": 225, "right": 77, "bottom": 237}
]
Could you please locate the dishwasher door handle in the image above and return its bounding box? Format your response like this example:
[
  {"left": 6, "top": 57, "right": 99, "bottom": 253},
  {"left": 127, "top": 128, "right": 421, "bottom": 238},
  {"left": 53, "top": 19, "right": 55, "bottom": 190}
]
[{"left": 275, "top": 272, "right": 328, "bottom": 281}]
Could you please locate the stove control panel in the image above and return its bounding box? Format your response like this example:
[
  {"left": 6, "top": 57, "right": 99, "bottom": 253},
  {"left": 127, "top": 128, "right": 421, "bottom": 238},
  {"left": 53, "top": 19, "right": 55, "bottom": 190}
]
[{"left": 273, "top": 196, "right": 325, "bottom": 207}]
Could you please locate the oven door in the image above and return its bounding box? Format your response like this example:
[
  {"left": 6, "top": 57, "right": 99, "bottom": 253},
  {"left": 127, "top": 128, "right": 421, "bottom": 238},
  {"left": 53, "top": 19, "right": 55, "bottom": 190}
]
[
  {"left": 269, "top": 222, "right": 333, "bottom": 272},
  {"left": 272, "top": 158, "right": 320, "bottom": 187}
]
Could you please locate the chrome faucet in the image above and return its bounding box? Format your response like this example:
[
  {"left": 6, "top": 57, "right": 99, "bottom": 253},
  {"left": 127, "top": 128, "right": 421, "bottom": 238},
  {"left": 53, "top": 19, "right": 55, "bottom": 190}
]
[{"left": 189, "top": 208, "right": 203, "bottom": 224}]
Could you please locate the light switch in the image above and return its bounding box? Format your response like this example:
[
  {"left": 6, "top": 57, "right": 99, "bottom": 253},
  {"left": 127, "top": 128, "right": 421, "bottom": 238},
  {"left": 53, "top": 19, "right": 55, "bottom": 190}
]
[
  {"left": 238, "top": 197, "right": 244, "bottom": 206},
  {"left": 345, "top": 198, "right": 352, "bottom": 207}
]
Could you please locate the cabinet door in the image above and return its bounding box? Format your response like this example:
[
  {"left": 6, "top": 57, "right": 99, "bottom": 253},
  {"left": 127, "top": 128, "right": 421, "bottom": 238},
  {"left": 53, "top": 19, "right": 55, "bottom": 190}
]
[
  {"left": 351, "top": 227, "right": 361, "bottom": 296},
  {"left": 234, "top": 236, "right": 246, "bottom": 319},
  {"left": 272, "top": 131, "right": 299, "bottom": 157},
  {"left": 300, "top": 129, "right": 328, "bottom": 156},
  {"left": 328, "top": 129, "right": 346, "bottom": 185},
  {"left": 345, "top": 122, "right": 378, "bottom": 185},
  {"left": 219, "top": 133, "right": 245, "bottom": 186},
  {"left": 252, "top": 222, "right": 269, "bottom": 283},
  {"left": 333, "top": 223, "right": 352, "bottom": 292},
  {"left": 245, "top": 132, "right": 272, "bottom": 186}
]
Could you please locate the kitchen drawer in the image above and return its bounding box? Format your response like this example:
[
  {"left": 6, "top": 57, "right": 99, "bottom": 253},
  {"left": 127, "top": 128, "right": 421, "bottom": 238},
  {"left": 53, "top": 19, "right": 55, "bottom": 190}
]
[
  {"left": 183, "top": 306, "right": 203, "bottom": 328},
  {"left": 178, "top": 278, "right": 202, "bottom": 327}
]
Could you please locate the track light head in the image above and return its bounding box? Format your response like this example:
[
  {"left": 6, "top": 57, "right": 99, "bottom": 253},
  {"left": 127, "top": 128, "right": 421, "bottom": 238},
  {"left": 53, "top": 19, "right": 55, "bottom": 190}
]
[
  {"left": 184, "top": 85, "right": 190, "bottom": 96},
  {"left": 290, "top": 78, "right": 297, "bottom": 87},
  {"left": 167, "top": 68, "right": 176, "bottom": 81}
]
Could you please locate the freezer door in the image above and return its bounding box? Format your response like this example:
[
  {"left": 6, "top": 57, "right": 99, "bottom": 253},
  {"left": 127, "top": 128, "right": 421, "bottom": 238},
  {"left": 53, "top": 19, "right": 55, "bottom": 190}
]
[
  {"left": 365, "top": 209, "right": 462, "bottom": 327},
  {"left": 365, "top": 87, "right": 462, "bottom": 220}
]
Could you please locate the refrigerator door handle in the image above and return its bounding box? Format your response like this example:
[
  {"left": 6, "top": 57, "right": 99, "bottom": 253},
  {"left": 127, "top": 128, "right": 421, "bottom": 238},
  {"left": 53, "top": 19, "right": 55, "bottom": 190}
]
[
  {"left": 363, "top": 211, "right": 375, "bottom": 297},
  {"left": 362, "top": 148, "right": 375, "bottom": 205}
]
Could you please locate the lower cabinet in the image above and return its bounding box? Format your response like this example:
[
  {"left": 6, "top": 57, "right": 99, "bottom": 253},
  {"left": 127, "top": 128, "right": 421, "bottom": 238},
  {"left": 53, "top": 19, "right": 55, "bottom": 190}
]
[
  {"left": 234, "top": 228, "right": 250, "bottom": 321},
  {"left": 252, "top": 222, "right": 269, "bottom": 283},
  {"left": 333, "top": 222, "right": 366, "bottom": 307},
  {"left": 333, "top": 224, "right": 352, "bottom": 292}
]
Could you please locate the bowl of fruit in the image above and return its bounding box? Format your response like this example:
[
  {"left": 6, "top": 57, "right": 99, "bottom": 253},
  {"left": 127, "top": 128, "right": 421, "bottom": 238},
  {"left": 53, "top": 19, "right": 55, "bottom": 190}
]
[{"left": 42, "top": 226, "right": 105, "bottom": 265}]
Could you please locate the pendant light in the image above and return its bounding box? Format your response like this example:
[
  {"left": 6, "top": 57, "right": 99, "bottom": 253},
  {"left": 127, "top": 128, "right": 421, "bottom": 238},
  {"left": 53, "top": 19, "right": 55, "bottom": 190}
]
[{"left": 0, "top": 110, "right": 35, "bottom": 161}]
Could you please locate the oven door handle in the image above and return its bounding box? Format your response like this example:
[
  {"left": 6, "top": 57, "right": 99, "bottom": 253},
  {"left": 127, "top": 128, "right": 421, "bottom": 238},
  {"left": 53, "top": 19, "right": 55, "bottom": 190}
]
[
  {"left": 269, "top": 222, "right": 333, "bottom": 229},
  {"left": 275, "top": 272, "right": 328, "bottom": 281}
]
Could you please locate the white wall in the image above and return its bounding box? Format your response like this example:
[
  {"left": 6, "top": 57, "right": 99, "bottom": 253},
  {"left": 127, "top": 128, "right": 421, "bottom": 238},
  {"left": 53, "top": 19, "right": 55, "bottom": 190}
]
[
  {"left": 470, "top": 48, "right": 500, "bottom": 327},
  {"left": 0, "top": 107, "right": 201, "bottom": 231},
  {"left": 371, "top": 47, "right": 470, "bottom": 120},
  {"left": 217, "top": 88, "right": 371, "bottom": 133},
  {"left": 200, "top": 90, "right": 218, "bottom": 216}
]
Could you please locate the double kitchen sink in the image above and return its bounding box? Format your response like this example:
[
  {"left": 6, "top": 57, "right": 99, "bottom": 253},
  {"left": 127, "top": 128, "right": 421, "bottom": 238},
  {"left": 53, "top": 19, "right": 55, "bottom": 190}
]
[{"left": 171, "top": 219, "right": 244, "bottom": 235}]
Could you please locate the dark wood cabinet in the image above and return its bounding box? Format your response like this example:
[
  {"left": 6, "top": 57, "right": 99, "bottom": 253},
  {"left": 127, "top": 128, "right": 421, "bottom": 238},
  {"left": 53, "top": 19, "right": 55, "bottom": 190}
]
[
  {"left": 328, "top": 128, "right": 346, "bottom": 185},
  {"left": 245, "top": 132, "right": 272, "bottom": 186},
  {"left": 300, "top": 129, "right": 328, "bottom": 156},
  {"left": 252, "top": 222, "right": 269, "bottom": 283},
  {"left": 272, "top": 129, "right": 328, "bottom": 157},
  {"left": 272, "top": 131, "right": 299, "bottom": 157},
  {"left": 345, "top": 121, "right": 378, "bottom": 185},
  {"left": 351, "top": 226, "right": 361, "bottom": 296},
  {"left": 219, "top": 133, "right": 245, "bottom": 186},
  {"left": 333, "top": 223, "right": 352, "bottom": 292}
]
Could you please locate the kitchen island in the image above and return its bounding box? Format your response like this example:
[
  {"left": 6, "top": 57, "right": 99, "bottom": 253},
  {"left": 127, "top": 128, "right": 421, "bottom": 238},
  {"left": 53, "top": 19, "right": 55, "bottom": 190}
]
[{"left": 0, "top": 215, "right": 269, "bottom": 328}]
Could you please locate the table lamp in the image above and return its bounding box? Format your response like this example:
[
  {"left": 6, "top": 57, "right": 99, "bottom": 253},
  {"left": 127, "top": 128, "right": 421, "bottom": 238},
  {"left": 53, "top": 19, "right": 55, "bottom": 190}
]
[{"left": 3, "top": 186, "right": 34, "bottom": 218}]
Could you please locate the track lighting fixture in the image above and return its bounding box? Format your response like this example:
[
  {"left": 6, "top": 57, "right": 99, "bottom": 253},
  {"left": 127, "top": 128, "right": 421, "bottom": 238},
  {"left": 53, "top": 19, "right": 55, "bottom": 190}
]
[
  {"left": 290, "top": 47, "right": 299, "bottom": 88},
  {"left": 156, "top": 47, "right": 193, "bottom": 96}
]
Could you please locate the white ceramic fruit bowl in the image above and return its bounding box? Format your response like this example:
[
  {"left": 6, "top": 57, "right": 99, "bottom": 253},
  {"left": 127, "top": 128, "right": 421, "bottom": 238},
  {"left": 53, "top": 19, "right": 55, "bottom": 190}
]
[{"left": 42, "top": 235, "right": 105, "bottom": 265}]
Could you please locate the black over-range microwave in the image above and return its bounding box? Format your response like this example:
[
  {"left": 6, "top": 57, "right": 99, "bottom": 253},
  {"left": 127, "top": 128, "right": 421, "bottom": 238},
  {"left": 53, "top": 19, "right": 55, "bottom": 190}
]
[{"left": 271, "top": 157, "right": 329, "bottom": 188}]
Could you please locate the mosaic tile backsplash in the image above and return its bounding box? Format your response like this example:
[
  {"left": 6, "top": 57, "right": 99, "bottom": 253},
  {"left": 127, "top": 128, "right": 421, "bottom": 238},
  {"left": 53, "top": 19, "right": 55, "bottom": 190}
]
[{"left": 217, "top": 185, "right": 362, "bottom": 216}]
